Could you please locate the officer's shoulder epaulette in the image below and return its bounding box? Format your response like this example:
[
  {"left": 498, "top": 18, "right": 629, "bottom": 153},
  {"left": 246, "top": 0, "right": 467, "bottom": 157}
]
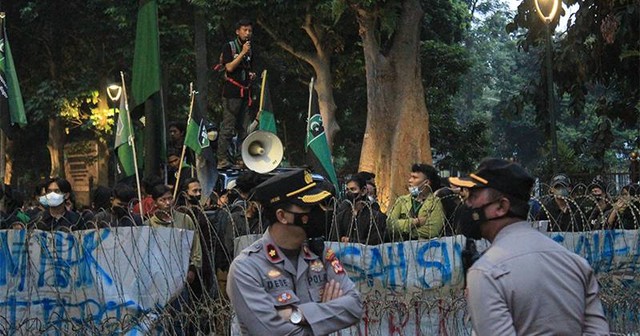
[{"left": 246, "top": 242, "right": 263, "bottom": 254}]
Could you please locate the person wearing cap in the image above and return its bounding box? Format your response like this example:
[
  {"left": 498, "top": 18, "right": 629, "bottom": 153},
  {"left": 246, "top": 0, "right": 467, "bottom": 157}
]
[
  {"left": 449, "top": 158, "right": 609, "bottom": 335},
  {"left": 536, "top": 174, "right": 585, "bottom": 231},
  {"left": 226, "top": 169, "right": 362, "bottom": 335},
  {"left": 386, "top": 163, "right": 445, "bottom": 241}
]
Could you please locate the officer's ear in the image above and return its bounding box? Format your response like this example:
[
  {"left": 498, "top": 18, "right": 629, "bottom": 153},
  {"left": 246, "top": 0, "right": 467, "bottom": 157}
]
[
  {"left": 496, "top": 197, "right": 510, "bottom": 216},
  {"left": 275, "top": 208, "right": 288, "bottom": 224}
]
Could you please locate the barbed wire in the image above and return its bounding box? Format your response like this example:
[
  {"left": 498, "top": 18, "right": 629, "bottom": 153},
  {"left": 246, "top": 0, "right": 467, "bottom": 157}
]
[{"left": 0, "top": 187, "right": 638, "bottom": 335}]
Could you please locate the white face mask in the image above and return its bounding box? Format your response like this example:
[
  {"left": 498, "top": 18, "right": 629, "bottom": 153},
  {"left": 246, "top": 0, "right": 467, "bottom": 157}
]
[
  {"left": 45, "top": 192, "right": 66, "bottom": 207},
  {"left": 38, "top": 195, "right": 49, "bottom": 207}
]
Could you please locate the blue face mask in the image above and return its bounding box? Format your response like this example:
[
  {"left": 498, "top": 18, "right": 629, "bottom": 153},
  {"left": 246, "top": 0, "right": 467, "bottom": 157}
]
[
  {"left": 409, "top": 186, "right": 421, "bottom": 197},
  {"left": 38, "top": 195, "right": 49, "bottom": 207}
]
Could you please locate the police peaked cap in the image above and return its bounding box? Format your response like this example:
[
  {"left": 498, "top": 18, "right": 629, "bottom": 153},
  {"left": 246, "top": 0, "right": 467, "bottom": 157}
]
[
  {"left": 253, "top": 169, "right": 332, "bottom": 207},
  {"left": 449, "top": 158, "right": 534, "bottom": 202}
]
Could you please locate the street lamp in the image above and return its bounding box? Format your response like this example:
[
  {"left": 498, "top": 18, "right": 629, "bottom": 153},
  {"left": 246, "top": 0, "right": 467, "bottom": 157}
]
[
  {"left": 107, "top": 84, "right": 122, "bottom": 105},
  {"left": 106, "top": 84, "right": 122, "bottom": 182},
  {"left": 535, "top": 0, "right": 560, "bottom": 174}
]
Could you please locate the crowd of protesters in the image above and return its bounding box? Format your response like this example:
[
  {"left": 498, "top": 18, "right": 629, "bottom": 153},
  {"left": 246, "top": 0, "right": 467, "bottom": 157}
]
[
  {"left": 0, "top": 156, "right": 636, "bottom": 334},
  {"left": 1, "top": 164, "right": 639, "bottom": 242}
]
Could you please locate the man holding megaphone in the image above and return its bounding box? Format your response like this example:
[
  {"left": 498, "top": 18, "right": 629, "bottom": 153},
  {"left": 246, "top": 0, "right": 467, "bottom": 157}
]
[{"left": 217, "top": 18, "right": 257, "bottom": 170}]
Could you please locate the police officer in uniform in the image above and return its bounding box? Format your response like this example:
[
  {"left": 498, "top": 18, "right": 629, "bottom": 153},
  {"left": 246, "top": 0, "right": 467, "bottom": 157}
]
[{"left": 227, "top": 169, "right": 363, "bottom": 335}]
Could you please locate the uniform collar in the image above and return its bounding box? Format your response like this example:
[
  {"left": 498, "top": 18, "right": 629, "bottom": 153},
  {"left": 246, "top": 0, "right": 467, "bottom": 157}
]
[
  {"left": 492, "top": 221, "right": 532, "bottom": 244},
  {"left": 261, "top": 228, "right": 321, "bottom": 264}
]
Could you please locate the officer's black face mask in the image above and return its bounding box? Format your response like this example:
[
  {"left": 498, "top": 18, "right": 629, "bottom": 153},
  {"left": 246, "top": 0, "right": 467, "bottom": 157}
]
[
  {"left": 456, "top": 199, "right": 505, "bottom": 240},
  {"left": 285, "top": 206, "right": 326, "bottom": 256}
]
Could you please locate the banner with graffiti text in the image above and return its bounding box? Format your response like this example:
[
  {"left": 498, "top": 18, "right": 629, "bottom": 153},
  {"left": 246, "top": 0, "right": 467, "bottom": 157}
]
[
  {"left": 0, "top": 227, "right": 193, "bottom": 335},
  {"left": 326, "top": 229, "right": 640, "bottom": 334}
]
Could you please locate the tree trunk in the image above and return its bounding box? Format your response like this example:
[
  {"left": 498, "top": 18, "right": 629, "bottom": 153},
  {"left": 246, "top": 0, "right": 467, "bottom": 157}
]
[
  {"left": 47, "top": 117, "right": 66, "bottom": 178},
  {"left": 357, "top": 0, "right": 432, "bottom": 211},
  {"left": 2, "top": 135, "right": 11, "bottom": 185},
  {"left": 311, "top": 58, "right": 339, "bottom": 151},
  {"left": 193, "top": 7, "right": 218, "bottom": 197},
  {"left": 194, "top": 8, "right": 208, "bottom": 117}
]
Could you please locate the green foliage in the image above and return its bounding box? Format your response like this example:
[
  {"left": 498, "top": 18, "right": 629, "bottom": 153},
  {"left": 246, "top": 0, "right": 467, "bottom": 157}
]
[{"left": 508, "top": 1, "right": 639, "bottom": 133}]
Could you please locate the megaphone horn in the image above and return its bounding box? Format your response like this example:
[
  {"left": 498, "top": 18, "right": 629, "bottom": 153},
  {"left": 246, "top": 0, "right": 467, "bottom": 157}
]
[
  {"left": 248, "top": 142, "right": 265, "bottom": 156},
  {"left": 241, "top": 131, "right": 284, "bottom": 174}
]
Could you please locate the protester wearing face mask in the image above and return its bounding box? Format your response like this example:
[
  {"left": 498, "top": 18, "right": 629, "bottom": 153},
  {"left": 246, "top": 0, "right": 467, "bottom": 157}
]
[
  {"left": 227, "top": 169, "right": 362, "bottom": 334},
  {"left": 333, "top": 175, "right": 386, "bottom": 245},
  {"left": 36, "top": 177, "right": 86, "bottom": 231},
  {"left": 606, "top": 183, "right": 640, "bottom": 229},
  {"left": 449, "top": 158, "right": 609, "bottom": 335},
  {"left": 579, "top": 179, "right": 612, "bottom": 229},
  {"left": 386, "top": 163, "right": 445, "bottom": 241},
  {"left": 535, "top": 174, "right": 585, "bottom": 232},
  {"left": 175, "top": 177, "right": 220, "bottom": 323},
  {"left": 93, "top": 183, "right": 142, "bottom": 228}
]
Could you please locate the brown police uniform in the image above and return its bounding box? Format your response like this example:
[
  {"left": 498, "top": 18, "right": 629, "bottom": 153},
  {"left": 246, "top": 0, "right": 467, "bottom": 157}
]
[{"left": 226, "top": 169, "right": 363, "bottom": 335}]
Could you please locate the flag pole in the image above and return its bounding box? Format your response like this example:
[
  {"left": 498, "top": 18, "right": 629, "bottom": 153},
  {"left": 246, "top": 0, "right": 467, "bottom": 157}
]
[
  {"left": 0, "top": 130, "right": 5, "bottom": 184},
  {"left": 305, "top": 78, "right": 315, "bottom": 154},
  {"left": 120, "top": 71, "right": 145, "bottom": 217},
  {"left": 173, "top": 82, "right": 195, "bottom": 200},
  {"left": 247, "top": 70, "right": 268, "bottom": 134},
  {"left": 0, "top": 13, "right": 6, "bottom": 184}
]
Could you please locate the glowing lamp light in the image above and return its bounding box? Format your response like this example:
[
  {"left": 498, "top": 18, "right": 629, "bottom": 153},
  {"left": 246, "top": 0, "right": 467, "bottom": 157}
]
[
  {"left": 534, "top": 0, "right": 560, "bottom": 24},
  {"left": 107, "top": 84, "right": 122, "bottom": 102}
]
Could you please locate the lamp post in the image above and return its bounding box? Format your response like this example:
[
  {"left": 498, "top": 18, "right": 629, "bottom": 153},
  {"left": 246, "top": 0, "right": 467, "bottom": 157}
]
[
  {"left": 106, "top": 84, "right": 122, "bottom": 182},
  {"left": 535, "top": 0, "right": 560, "bottom": 174}
]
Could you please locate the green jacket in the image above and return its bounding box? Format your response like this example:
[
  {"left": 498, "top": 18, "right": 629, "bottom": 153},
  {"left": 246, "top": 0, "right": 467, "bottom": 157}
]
[
  {"left": 386, "top": 193, "right": 444, "bottom": 240},
  {"left": 146, "top": 210, "right": 202, "bottom": 268}
]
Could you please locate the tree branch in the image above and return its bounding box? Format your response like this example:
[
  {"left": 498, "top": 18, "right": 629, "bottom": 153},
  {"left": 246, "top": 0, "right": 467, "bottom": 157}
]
[{"left": 257, "top": 18, "right": 316, "bottom": 64}]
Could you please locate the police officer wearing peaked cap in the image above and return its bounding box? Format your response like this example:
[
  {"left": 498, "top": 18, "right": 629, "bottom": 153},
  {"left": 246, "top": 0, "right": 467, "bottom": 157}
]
[{"left": 226, "top": 169, "right": 363, "bottom": 335}]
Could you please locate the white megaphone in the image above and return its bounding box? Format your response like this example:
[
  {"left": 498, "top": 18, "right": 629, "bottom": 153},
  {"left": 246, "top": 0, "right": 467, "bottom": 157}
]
[{"left": 241, "top": 131, "right": 284, "bottom": 173}]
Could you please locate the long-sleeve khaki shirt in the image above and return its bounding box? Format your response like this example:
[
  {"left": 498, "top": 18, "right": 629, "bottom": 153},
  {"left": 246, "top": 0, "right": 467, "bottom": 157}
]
[{"left": 467, "top": 221, "right": 609, "bottom": 335}]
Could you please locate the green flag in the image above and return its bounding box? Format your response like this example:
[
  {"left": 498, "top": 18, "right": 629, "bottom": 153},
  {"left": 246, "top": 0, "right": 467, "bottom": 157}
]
[
  {"left": 306, "top": 80, "right": 338, "bottom": 187},
  {"left": 114, "top": 97, "right": 136, "bottom": 177},
  {"left": 184, "top": 114, "right": 210, "bottom": 156},
  {"left": 132, "top": 0, "right": 160, "bottom": 107},
  {"left": 258, "top": 71, "right": 277, "bottom": 134},
  {"left": 131, "top": 0, "right": 166, "bottom": 168},
  {"left": 0, "top": 15, "right": 27, "bottom": 139}
]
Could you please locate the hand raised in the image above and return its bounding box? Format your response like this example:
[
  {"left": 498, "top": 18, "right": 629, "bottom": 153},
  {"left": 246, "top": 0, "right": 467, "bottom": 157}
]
[{"left": 321, "top": 279, "right": 344, "bottom": 302}]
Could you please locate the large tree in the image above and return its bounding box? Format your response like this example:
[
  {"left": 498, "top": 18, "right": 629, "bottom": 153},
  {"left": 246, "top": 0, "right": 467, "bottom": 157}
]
[{"left": 338, "top": 0, "right": 432, "bottom": 208}]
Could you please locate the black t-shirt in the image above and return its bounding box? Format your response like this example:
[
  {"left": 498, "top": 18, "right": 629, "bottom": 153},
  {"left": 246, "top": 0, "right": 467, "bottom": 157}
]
[{"left": 221, "top": 38, "right": 253, "bottom": 98}]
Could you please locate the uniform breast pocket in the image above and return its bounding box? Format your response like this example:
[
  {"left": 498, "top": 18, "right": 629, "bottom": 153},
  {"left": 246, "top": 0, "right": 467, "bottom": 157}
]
[
  {"left": 307, "top": 272, "right": 328, "bottom": 302},
  {"left": 263, "top": 275, "right": 299, "bottom": 307}
]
